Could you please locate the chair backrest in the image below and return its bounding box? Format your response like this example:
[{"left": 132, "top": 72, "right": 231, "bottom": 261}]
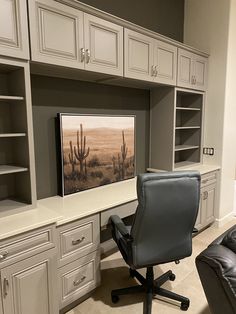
[{"left": 130, "top": 171, "right": 200, "bottom": 268}]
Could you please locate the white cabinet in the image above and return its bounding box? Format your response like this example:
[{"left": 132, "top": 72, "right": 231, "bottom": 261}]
[
  {"left": 1, "top": 250, "right": 58, "bottom": 314},
  {"left": 0, "top": 0, "right": 29, "bottom": 59},
  {"left": 177, "top": 48, "right": 207, "bottom": 91},
  {"left": 124, "top": 29, "right": 177, "bottom": 85},
  {"left": 29, "top": 0, "right": 123, "bottom": 76}
]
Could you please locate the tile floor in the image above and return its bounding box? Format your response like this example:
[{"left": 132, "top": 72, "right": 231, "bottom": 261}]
[{"left": 67, "top": 219, "right": 236, "bottom": 314}]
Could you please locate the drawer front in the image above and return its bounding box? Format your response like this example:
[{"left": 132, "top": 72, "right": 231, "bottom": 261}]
[
  {"left": 201, "top": 171, "right": 217, "bottom": 188},
  {"left": 100, "top": 200, "right": 138, "bottom": 228},
  {"left": 0, "top": 225, "right": 55, "bottom": 267},
  {"left": 57, "top": 214, "right": 99, "bottom": 267},
  {"left": 59, "top": 250, "right": 100, "bottom": 309}
]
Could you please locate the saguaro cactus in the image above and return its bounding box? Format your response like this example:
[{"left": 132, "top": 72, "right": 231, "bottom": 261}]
[
  {"left": 68, "top": 141, "right": 76, "bottom": 174},
  {"left": 74, "top": 123, "right": 90, "bottom": 174},
  {"left": 120, "top": 130, "right": 128, "bottom": 179}
]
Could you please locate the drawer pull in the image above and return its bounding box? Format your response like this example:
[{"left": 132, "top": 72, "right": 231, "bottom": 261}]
[
  {"left": 72, "top": 237, "right": 85, "bottom": 246},
  {"left": 3, "top": 277, "right": 9, "bottom": 297},
  {"left": 73, "top": 276, "right": 86, "bottom": 286},
  {"left": 0, "top": 251, "right": 9, "bottom": 261}
]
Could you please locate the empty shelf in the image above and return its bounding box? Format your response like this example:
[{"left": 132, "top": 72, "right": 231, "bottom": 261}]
[
  {"left": 0, "top": 199, "right": 28, "bottom": 211},
  {"left": 174, "top": 161, "right": 198, "bottom": 169},
  {"left": 175, "top": 145, "right": 199, "bottom": 151},
  {"left": 175, "top": 126, "right": 201, "bottom": 130},
  {"left": 176, "top": 107, "right": 200, "bottom": 111},
  {"left": 0, "top": 165, "right": 28, "bottom": 175},
  {"left": 0, "top": 133, "right": 26, "bottom": 138},
  {"left": 0, "top": 95, "right": 24, "bottom": 101}
]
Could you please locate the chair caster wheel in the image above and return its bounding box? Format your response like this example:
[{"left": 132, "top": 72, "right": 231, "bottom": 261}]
[
  {"left": 180, "top": 300, "right": 190, "bottom": 311},
  {"left": 169, "top": 273, "right": 176, "bottom": 281},
  {"left": 129, "top": 268, "right": 135, "bottom": 278},
  {"left": 111, "top": 295, "right": 119, "bottom": 304}
]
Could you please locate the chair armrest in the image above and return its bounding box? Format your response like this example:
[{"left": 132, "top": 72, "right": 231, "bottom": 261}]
[{"left": 110, "top": 215, "right": 132, "bottom": 239}]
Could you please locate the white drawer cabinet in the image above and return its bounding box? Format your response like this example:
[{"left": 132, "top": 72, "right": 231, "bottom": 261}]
[
  {"left": 28, "top": 0, "right": 123, "bottom": 76},
  {"left": 124, "top": 29, "right": 177, "bottom": 85},
  {"left": 0, "top": 0, "right": 29, "bottom": 59},
  {"left": 195, "top": 171, "right": 218, "bottom": 230},
  {"left": 177, "top": 48, "right": 207, "bottom": 91}
]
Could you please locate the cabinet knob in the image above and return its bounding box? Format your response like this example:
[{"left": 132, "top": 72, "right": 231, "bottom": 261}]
[
  {"left": 72, "top": 236, "right": 85, "bottom": 246},
  {"left": 73, "top": 276, "right": 86, "bottom": 286},
  {"left": 0, "top": 251, "right": 8, "bottom": 261},
  {"left": 80, "top": 48, "right": 85, "bottom": 62},
  {"left": 86, "top": 49, "right": 91, "bottom": 63}
]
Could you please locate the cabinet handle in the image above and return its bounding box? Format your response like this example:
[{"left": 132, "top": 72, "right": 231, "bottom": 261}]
[
  {"left": 0, "top": 251, "right": 8, "bottom": 261},
  {"left": 86, "top": 49, "right": 90, "bottom": 63},
  {"left": 151, "top": 65, "right": 155, "bottom": 76},
  {"left": 80, "top": 48, "right": 85, "bottom": 62},
  {"left": 155, "top": 66, "right": 158, "bottom": 77},
  {"left": 73, "top": 276, "right": 86, "bottom": 286},
  {"left": 203, "top": 191, "right": 208, "bottom": 200},
  {"left": 72, "top": 236, "right": 85, "bottom": 245},
  {"left": 3, "top": 277, "right": 9, "bottom": 297}
]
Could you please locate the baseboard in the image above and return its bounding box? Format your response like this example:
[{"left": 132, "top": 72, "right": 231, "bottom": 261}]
[{"left": 213, "top": 211, "right": 235, "bottom": 227}]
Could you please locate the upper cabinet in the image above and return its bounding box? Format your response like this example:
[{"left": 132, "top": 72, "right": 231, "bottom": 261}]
[
  {"left": 0, "top": 0, "right": 29, "bottom": 59},
  {"left": 177, "top": 48, "right": 208, "bottom": 91},
  {"left": 28, "top": 0, "right": 123, "bottom": 76},
  {"left": 124, "top": 29, "right": 177, "bottom": 86}
]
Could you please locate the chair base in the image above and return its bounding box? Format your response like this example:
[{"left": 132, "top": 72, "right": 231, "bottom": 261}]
[{"left": 111, "top": 267, "right": 189, "bottom": 314}]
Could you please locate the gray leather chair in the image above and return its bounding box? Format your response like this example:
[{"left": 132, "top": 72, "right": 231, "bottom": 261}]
[{"left": 110, "top": 172, "right": 200, "bottom": 314}]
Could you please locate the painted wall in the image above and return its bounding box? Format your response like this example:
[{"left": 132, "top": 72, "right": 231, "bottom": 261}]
[
  {"left": 184, "top": 0, "right": 236, "bottom": 222},
  {"left": 31, "top": 75, "right": 150, "bottom": 199},
  {"left": 79, "top": 0, "right": 185, "bottom": 41}
]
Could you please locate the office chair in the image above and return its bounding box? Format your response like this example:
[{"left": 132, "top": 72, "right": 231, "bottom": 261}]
[{"left": 110, "top": 171, "right": 200, "bottom": 314}]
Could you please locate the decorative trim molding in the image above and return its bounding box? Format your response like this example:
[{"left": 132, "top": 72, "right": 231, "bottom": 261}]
[{"left": 214, "top": 211, "right": 235, "bottom": 228}]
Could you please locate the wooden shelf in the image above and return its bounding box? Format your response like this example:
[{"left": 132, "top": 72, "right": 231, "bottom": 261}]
[
  {"left": 176, "top": 107, "right": 200, "bottom": 111},
  {"left": 0, "top": 133, "right": 26, "bottom": 138},
  {"left": 175, "top": 126, "right": 201, "bottom": 130},
  {"left": 0, "top": 165, "right": 28, "bottom": 175},
  {"left": 0, "top": 95, "right": 24, "bottom": 101},
  {"left": 175, "top": 161, "right": 197, "bottom": 169},
  {"left": 175, "top": 145, "right": 199, "bottom": 151}
]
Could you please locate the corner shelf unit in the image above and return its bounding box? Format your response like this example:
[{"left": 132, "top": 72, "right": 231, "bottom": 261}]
[
  {"left": 150, "top": 87, "right": 204, "bottom": 171},
  {"left": 0, "top": 58, "right": 36, "bottom": 213}
]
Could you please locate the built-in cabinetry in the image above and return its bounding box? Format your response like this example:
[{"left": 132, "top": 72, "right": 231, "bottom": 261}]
[
  {"left": 0, "top": 58, "right": 36, "bottom": 213},
  {"left": 28, "top": 0, "right": 123, "bottom": 76},
  {"left": 150, "top": 87, "right": 204, "bottom": 171},
  {"left": 0, "top": 0, "right": 29, "bottom": 59},
  {"left": 124, "top": 29, "right": 177, "bottom": 85},
  {"left": 177, "top": 49, "right": 207, "bottom": 91},
  {"left": 0, "top": 224, "right": 58, "bottom": 314},
  {"left": 56, "top": 214, "right": 100, "bottom": 310}
]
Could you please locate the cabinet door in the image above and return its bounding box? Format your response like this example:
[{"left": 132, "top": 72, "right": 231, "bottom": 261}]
[
  {"left": 177, "top": 48, "right": 193, "bottom": 89},
  {"left": 28, "top": 0, "right": 84, "bottom": 69},
  {"left": 193, "top": 54, "right": 207, "bottom": 91},
  {"left": 205, "top": 184, "right": 216, "bottom": 225},
  {"left": 84, "top": 14, "right": 123, "bottom": 76},
  {"left": 0, "top": 0, "right": 29, "bottom": 59},
  {"left": 124, "top": 29, "right": 154, "bottom": 82},
  {"left": 0, "top": 281, "right": 3, "bottom": 314},
  {"left": 195, "top": 191, "right": 203, "bottom": 230},
  {"left": 1, "top": 250, "right": 58, "bottom": 314},
  {"left": 153, "top": 40, "right": 177, "bottom": 86}
]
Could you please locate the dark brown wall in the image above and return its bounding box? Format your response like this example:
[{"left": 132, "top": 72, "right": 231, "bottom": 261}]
[
  {"left": 80, "top": 0, "right": 185, "bottom": 41},
  {"left": 31, "top": 75, "right": 150, "bottom": 199}
]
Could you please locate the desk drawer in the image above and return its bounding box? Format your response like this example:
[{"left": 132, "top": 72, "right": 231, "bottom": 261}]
[
  {"left": 0, "top": 225, "right": 55, "bottom": 267},
  {"left": 59, "top": 250, "right": 100, "bottom": 309},
  {"left": 201, "top": 171, "right": 217, "bottom": 188},
  {"left": 57, "top": 214, "right": 99, "bottom": 267},
  {"left": 100, "top": 200, "right": 138, "bottom": 228}
]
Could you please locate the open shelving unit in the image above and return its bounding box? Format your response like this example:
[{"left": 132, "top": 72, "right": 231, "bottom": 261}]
[
  {"left": 149, "top": 87, "right": 204, "bottom": 171},
  {"left": 0, "top": 58, "right": 36, "bottom": 213}
]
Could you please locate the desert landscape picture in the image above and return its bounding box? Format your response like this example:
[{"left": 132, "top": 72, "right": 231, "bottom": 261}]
[{"left": 60, "top": 114, "right": 135, "bottom": 195}]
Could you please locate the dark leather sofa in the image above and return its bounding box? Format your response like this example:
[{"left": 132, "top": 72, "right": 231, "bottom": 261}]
[{"left": 196, "top": 225, "right": 236, "bottom": 314}]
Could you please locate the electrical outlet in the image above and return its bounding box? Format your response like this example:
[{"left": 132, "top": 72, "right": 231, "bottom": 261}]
[{"left": 203, "top": 147, "right": 214, "bottom": 156}]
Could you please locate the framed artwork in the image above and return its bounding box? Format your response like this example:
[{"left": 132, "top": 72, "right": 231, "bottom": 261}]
[{"left": 58, "top": 114, "right": 136, "bottom": 196}]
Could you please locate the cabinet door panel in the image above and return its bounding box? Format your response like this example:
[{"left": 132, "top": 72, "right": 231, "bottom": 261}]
[
  {"left": 0, "top": 0, "right": 29, "bottom": 59},
  {"left": 177, "top": 49, "right": 193, "bottom": 89},
  {"left": 206, "top": 185, "right": 216, "bottom": 224},
  {"left": 1, "top": 250, "right": 58, "bottom": 314},
  {"left": 194, "top": 55, "right": 207, "bottom": 91},
  {"left": 124, "top": 29, "right": 154, "bottom": 82},
  {"left": 84, "top": 14, "right": 123, "bottom": 76},
  {"left": 154, "top": 40, "right": 177, "bottom": 85},
  {"left": 29, "top": 0, "right": 83, "bottom": 69}
]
